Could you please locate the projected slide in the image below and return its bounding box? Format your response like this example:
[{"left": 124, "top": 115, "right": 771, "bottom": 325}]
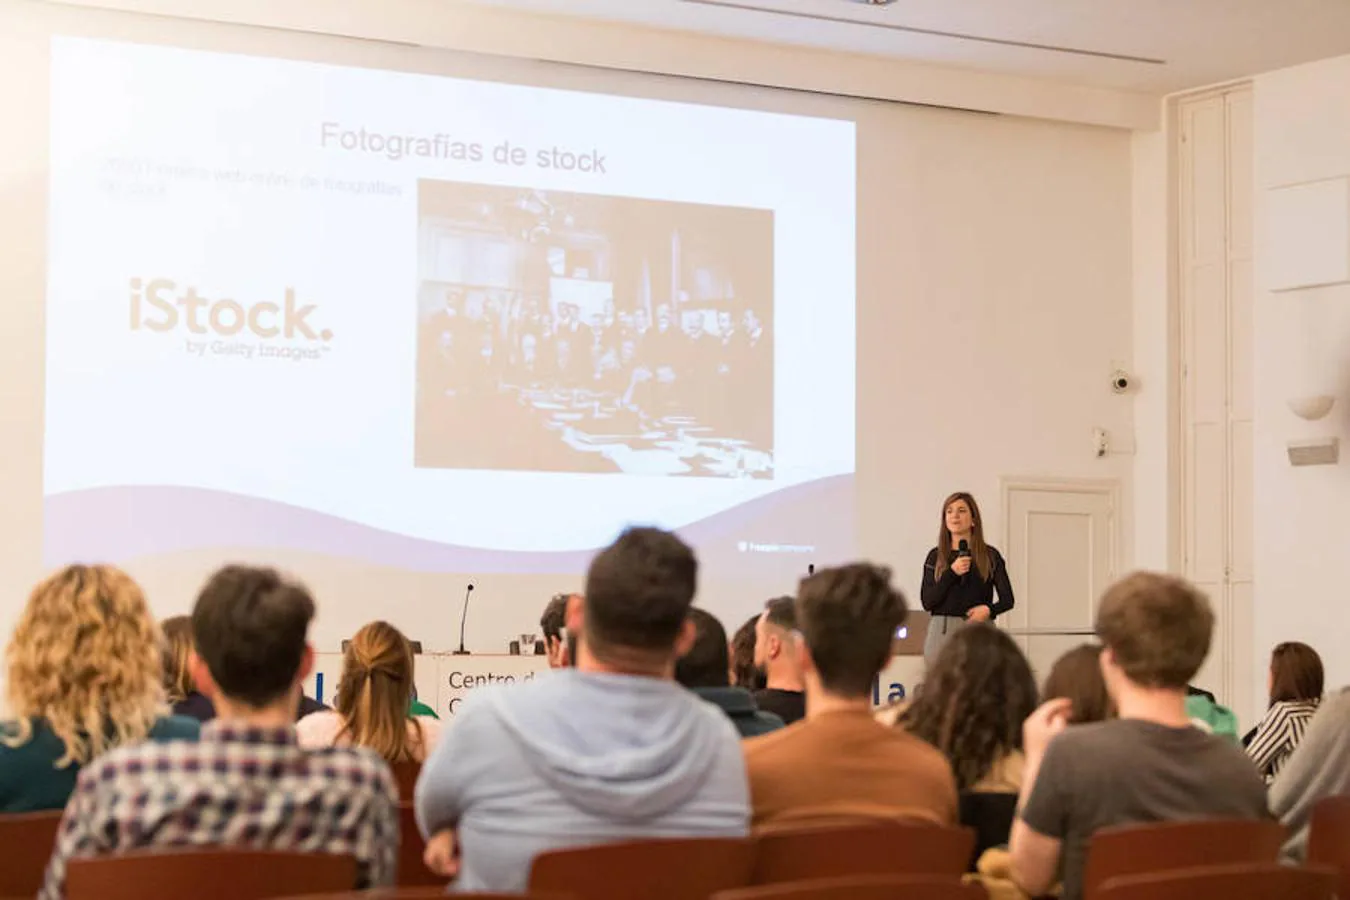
[{"left": 44, "top": 37, "right": 856, "bottom": 576}]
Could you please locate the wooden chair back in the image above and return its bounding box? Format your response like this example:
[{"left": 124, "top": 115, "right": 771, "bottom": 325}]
[
  {"left": 285, "top": 893, "right": 572, "bottom": 900},
  {"left": 1307, "top": 795, "right": 1350, "bottom": 900},
  {"left": 1096, "top": 863, "right": 1338, "bottom": 900},
  {"left": 714, "top": 874, "right": 989, "bottom": 899},
  {"left": 0, "top": 810, "right": 63, "bottom": 898},
  {"left": 752, "top": 821, "right": 975, "bottom": 885},
  {"left": 65, "top": 849, "right": 357, "bottom": 900},
  {"left": 1082, "top": 819, "right": 1285, "bottom": 899},
  {"left": 390, "top": 761, "right": 421, "bottom": 802},
  {"left": 398, "top": 803, "right": 445, "bottom": 887},
  {"left": 529, "top": 837, "right": 755, "bottom": 900}
]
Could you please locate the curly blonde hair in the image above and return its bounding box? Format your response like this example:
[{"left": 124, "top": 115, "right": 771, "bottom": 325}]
[{"left": 4, "top": 564, "right": 166, "bottom": 767}]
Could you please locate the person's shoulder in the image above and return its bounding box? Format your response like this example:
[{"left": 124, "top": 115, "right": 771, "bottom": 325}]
[
  {"left": 986, "top": 545, "right": 1007, "bottom": 562},
  {"left": 883, "top": 722, "right": 957, "bottom": 771},
  {"left": 78, "top": 738, "right": 178, "bottom": 788},
  {"left": 1039, "top": 719, "right": 1122, "bottom": 759},
  {"left": 149, "top": 715, "right": 201, "bottom": 741},
  {"left": 924, "top": 547, "right": 939, "bottom": 564},
  {"left": 743, "top": 717, "right": 809, "bottom": 761},
  {"left": 306, "top": 745, "right": 398, "bottom": 799}
]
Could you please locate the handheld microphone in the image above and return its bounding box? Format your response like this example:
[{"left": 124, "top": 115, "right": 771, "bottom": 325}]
[
  {"left": 957, "top": 540, "right": 970, "bottom": 581},
  {"left": 808, "top": 564, "right": 815, "bottom": 576},
  {"left": 453, "top": 583, "right": 475, "bottom": 655}
]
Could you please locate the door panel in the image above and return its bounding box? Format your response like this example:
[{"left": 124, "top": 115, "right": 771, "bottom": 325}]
[{"left": 1003, "top": 482, "right": 1118, "bottom": 646}]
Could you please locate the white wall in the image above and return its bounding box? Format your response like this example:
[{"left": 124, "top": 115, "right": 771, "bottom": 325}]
[
  {"left": 1252, "top": 54, "right": 1350, "bottom": 709},
  {"left": 0, "top": 2, "right": 1138, "bottom": 661},
  {"left": 1131, "top": 125, "right": 1175, "bottom": 572}
]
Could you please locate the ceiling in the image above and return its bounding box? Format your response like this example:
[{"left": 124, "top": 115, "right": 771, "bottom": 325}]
[{"left": 456, "top": 0, "right": 1350, "bottom": 93}]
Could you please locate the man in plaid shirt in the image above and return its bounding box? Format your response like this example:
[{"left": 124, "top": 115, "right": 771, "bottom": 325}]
[{"left": 40, "top": 566, "right": 400, "bottom": 900}]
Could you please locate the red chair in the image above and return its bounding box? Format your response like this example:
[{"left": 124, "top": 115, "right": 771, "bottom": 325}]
[
  {"left": 285, "top": 893, "right": 572, "bottom": 900},
  {"left": 66, "top": 849, "right": 357, "bottom": 900},
  {"left": 1095, "top": 863, "right": 1337, "bottom": 900},
  {"left": 1082, "top": 819, "right": 1284, "bottom": 899},
  {"left": 1307, "top": 795, "right": 1350, "bottom": 900},
  {"left": 398, "top": 804, "right": 445, "bottom": 887},
  {"left": 0, "top": 810, "right": 63, "bottom": 898},
  {"left": 530, "top": 837, "right": 755, "bottom": 900},
  {"left": 752, "top": 821, "right": 975, "bottom": 885},
  {"left": 714, "top": 875, "right": 989, "bottom": 899}
]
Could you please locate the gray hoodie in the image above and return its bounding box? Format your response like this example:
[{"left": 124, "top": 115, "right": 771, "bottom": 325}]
[
  {"left": 1269, "top": 686, "right": 1350, "bottom": 861},
  {"left": 414, "top": 669, "right": 750, "bottom": 893}
]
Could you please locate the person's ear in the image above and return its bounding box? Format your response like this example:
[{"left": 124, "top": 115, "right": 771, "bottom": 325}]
[
  {"left": 674, "top": 617, "right": 697, "bottom": 659},
  {"left": 188, "top": 650, "right": 217, "bottom": 699},
  {"left": 565, "top": 594, "right": 584, "bottom": 635}
]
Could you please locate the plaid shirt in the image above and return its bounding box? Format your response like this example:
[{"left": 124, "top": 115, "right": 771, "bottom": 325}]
[{"left": 39, "top": 720, "right": 399, "bottom": 900}]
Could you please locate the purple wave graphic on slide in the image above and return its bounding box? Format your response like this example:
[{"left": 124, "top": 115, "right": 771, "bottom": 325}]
[{"left": 43, "top": 478, "right": 856, "bottom": 574}]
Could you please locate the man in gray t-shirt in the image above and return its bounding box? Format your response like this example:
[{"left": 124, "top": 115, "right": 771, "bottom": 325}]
[
  {"left": 1010, "top": 573, "right": 1269, "bottom": 900},
  {"left": 1020, "top": 718, "right": 1268, "bottom": 900}
]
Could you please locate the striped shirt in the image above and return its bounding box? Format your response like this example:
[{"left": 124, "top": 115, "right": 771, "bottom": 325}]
[
  {"left": 1246, "top": 699, "right": 1321, "bottom": 783},
  {"left": 39, "top": 720, "right": 399, "bottom": 900}
]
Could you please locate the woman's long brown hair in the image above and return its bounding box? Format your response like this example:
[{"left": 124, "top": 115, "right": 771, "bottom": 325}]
[
  {"left": 336, "top": 621, "right": 423, "bottom": 763},
  {"left": 933, "top": 491, "right": 992, "bottom": 582},
  {"left": 161, "top": 615, "right": 196, "bottom": 704},
  {"left": 1269, "top": 641, "right": 1323, "bottom": 705}
]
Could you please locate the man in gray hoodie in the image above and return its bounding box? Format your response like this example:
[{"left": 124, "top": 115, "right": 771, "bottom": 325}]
[
  {"left": 1270, "top": 686, "right": 1350, "bottom": 861},
  {"left": 415, "top": 526, "right": 750, "bottom": 893}
]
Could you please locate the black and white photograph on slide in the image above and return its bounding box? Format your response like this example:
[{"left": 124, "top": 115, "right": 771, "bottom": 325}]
[{"left": 414, "top": 180, "right": 775, "bottom": 478}]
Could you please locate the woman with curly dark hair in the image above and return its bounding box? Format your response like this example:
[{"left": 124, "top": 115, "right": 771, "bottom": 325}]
[
  {"left": 900, "top": 623, "right": 1039, "bottom": 791},
  {"left": 899, "top": 623, "right": 1038, "bottom": 866}
]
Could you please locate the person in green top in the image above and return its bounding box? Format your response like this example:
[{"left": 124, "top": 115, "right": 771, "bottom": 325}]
[
  {"left": 410, "top": 695, "right": 439, "bottom": 719},
  {"left": 0, "top": 565, "right": 200, "bottom": 813}
]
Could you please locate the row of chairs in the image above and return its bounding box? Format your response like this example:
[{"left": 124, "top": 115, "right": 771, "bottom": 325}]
[{"left": 6, "top": 799, "right": 1350, "bottom": 900}]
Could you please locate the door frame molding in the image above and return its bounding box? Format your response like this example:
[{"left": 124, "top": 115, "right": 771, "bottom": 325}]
[{"left": 999, "top": 475, "right": 1123, "bottom": 587}]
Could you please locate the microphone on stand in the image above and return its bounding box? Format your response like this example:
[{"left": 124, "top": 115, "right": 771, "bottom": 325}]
[{"left": 453, "top": 583, "right": 475, "bottom": 655}]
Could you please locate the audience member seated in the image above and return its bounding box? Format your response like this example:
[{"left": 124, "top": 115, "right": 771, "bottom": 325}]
[
  {"left": 409, "top": 687, "right": 439, "bottom": 720},
  {"left": 415, "top": 527, "right": 749, "bottom": 893},
  {"left": 900, "top": 624, "right": 1037, "bottom": 867},
  {"left": 675, "top": 608, "right": 784, "bottom": 737},
  {"left": 900, "top": 624, "right": 1037, "bottom": 793},
  {"left": 1269, "top": 686, "right": 1350, "bottom": 861},
  {"left": 0, "top": 565, "right": 199, "bottom": 814},
  {"left": 297, "top": 620, "right": 444, "bottom": 762},
  {"left": 1041, "top": 643, "right": 1115, "bottom": 724},
  {"left": 1184, "top": 685, "right": 1240, "bottom": 740},
  {"left": 730, "top": 614, "right": 764, "bottom": 691},
  {"left": 753, "top": 596, "right": 807, "bottom": 725},
  {"left": 540, "top": 592, "right": 577, "bottom": 669},
  {"left": 162, "top": 614, "right": 215, "bottom": 721},
  {"left": 1246, "top": 641, "right": 1323, "bottom": 783},
  {"left": 163, "top": 614, "right": 331, "bottom": 723},
  {"left": 38, "top": 565, "right": 400, "bottom": 900},
  {"left": 743, "top": 564, "right": 958, "bottom": 828},
  {"left": 1009, "top": 572, "right": 1268, "bottom": 900}
]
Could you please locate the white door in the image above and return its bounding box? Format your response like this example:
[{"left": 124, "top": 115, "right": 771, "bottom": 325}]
[
  {"left": 1177, "top": 87, "right": 1254, "bottom": 725},
  {"left": 1002, "top": 480, "right": 1119, "bottom": 684}
]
